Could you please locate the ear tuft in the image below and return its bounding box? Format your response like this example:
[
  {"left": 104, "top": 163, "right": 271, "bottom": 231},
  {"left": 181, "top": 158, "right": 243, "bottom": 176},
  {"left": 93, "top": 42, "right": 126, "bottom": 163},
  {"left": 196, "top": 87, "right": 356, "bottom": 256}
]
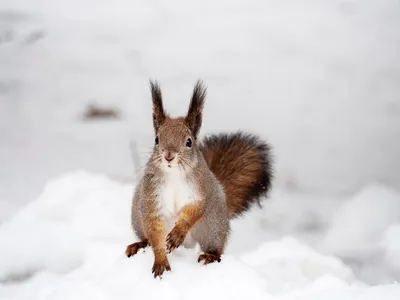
[
  {"left": 185, "top": 80, "right": 206, "bottom": 139},
  {"left": 149, "top": 79, "right": 166, "bottom": 133}
]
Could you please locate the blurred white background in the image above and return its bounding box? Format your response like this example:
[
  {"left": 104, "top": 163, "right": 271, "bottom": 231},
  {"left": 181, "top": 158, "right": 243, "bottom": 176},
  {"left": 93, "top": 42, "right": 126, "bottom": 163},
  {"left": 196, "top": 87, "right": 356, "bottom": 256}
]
[{"left": 1, "top": 0, "right": 400, "bottom": 298}]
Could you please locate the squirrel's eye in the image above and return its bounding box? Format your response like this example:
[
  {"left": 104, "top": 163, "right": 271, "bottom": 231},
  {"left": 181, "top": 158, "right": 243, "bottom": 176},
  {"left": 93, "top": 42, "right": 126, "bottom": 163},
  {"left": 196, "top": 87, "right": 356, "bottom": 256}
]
[
  {"left": 155, "top": 136, "right": 159, "bottom": 145},
  {"left": 186, "top": 138, "right": 192, "bottom": 148}
]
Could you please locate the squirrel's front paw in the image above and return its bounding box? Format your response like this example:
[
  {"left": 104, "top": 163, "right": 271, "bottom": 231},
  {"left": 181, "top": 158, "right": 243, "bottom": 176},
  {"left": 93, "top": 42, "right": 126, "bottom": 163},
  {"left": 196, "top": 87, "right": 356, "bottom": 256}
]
[
  {"left": 166, "top": 226, "right": 186, "bottom": 253},
  {"left": 125, "top": 240, "right": 148, "bottom": 257},
  {"left": 152, "top": 257, "right": 171, "bottom": 278}
]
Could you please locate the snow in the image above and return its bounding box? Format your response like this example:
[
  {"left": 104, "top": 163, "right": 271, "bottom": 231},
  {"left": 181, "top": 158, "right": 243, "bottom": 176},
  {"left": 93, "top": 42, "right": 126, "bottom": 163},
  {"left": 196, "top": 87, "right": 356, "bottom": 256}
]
[
  {"left": 240, "top": 237, "right": 355, "bottom": 295},
  {"left": 320, "top": 185, "right": 400, "bottom": 283},
  {"left": 1, "top": 171, "right": 400, "bottom": 300},
  {"left": 1, "top": 0, "right": 400, "bottom": 298},
  {"left": 0, "top": 172, "right": 133, "bottom": 282},
  {"left": 323, "top": 184, "right": 400, "bottom": 258},
  {"left": 380, "top": 224, "right": 400, "bottom": 275}
]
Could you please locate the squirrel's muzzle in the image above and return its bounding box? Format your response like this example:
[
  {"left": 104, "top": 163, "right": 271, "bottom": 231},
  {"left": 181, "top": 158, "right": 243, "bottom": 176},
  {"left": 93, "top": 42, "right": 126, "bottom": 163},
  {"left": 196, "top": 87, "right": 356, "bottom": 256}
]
[{"left": 163, "top": 151, "right": 176, "bottom": 162}]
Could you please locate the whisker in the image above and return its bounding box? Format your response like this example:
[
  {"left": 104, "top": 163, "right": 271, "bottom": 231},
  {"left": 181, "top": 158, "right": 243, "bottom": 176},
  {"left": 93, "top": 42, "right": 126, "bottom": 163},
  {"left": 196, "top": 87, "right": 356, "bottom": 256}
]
[
  {"left": 179, "top": 160, "right": 197, "bottom": 196},
  {"left": 133, "top": 155, "right": 159, "bottom": 174},
  {"left": 180, "top": 157, "right": 194, "bottom": 171},
  {"left": 178, "top": 163, "right": 185, "bottom": 179}
]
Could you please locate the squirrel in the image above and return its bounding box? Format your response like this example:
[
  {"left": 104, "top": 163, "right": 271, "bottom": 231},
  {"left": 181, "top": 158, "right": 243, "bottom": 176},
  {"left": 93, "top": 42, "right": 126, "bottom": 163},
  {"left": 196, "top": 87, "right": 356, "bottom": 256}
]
[{"left": 125, "top": 80, "right": 273, "bottom": 278}]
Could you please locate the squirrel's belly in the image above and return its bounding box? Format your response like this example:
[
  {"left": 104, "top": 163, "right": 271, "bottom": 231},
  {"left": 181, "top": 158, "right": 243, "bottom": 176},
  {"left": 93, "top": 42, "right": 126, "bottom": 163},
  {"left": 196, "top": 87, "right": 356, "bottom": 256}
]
[{"left": 156, "top": 168, "right": 196, "bottom": 220}]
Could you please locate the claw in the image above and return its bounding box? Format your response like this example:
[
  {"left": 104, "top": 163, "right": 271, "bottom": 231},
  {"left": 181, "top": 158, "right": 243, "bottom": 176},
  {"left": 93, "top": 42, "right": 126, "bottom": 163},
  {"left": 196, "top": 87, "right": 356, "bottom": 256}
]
[
  {"left": 152, "top": 259, "right": 171, "bottom": 278},
  {"left": 125, "top": 240, "right": 148, "bottom": 258},
  {"left": 166, "top": 226, "right": 186, "bottom": 253},
  {"left": 198, "top": 253, "right": 221, "bottom": 265}
]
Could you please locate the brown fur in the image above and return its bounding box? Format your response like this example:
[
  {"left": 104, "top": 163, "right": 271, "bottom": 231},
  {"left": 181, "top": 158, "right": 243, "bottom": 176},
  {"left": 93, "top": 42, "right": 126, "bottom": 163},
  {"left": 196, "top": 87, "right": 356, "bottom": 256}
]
[
  {"left": 200, "top": 132, "right": 273, "bottom": 218},
  {"left": 126, "top": 80, "right": 272, "bottom": 278},
  {"left": 166, "top": 201, "right": 205, "bottom": 253},
  {"left": 198, "top": 252, "right": 221, "bottom": 264},
  {"left": 150, "top": 81, "right": 167, "bottom": 132},
  {"left": 125, "top": 240, "right": 148, "bottom": 257},
  {"left": 185, "top": 81, "right": 206, "bottom": 139},
  {"left": 141, "top": 182, "right": 172, "bottom": 278}
]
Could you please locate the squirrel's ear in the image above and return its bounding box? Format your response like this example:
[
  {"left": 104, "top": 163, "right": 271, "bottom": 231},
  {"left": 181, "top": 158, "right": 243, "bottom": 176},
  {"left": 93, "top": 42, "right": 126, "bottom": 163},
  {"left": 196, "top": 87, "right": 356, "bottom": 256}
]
[
  {"left": 149, "top": 80, "right": 166, "bottom": 133},
  {"left": 185, "top": 80, "right": 206, "bottom": 139}
]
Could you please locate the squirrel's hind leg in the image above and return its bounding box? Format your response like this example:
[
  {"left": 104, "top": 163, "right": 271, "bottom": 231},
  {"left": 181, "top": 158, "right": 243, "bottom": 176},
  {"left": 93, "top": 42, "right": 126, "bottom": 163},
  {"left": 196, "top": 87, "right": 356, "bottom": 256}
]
[
  {"left": 125, "top": 240, "right": 149, "bottom": 257},
  {"left": 191, "top": 215, "right": 230, "bottom": 265}
]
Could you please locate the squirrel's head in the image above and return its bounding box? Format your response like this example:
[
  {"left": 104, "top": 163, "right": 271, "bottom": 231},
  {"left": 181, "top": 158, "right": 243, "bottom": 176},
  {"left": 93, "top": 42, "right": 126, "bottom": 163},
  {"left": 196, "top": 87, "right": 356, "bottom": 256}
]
[{"left": 149, "top": 80, "right": 206, "bottom": 170}]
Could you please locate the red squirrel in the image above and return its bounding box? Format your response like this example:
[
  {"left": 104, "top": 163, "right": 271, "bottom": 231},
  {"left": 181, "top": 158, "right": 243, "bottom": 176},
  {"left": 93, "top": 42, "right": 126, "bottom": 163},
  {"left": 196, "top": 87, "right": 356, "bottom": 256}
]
[{"left": 125, "top": 80, "right": 273, "bottom": 278}]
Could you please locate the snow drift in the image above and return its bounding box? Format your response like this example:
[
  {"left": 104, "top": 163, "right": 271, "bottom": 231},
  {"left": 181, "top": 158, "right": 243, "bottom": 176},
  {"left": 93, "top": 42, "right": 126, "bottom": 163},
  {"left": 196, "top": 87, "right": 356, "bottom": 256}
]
[{"left": 1, "top": 171, "right": 400, "bottom": 299}]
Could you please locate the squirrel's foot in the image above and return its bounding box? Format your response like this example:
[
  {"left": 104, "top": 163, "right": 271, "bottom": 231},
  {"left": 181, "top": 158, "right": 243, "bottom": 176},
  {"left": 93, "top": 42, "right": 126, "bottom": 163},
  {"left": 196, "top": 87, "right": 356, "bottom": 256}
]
[
  {"left": 152, "top": 257, "right": 171, "bottom": 278},
  {"left": 166, "top": 225, "right": 187, "bottom": 253},
  {"left": 125, "top": 240, "right": 148, "bottom": 258},
  {"left": 198, "top": 253, "right": 221, "bottom": 265}
]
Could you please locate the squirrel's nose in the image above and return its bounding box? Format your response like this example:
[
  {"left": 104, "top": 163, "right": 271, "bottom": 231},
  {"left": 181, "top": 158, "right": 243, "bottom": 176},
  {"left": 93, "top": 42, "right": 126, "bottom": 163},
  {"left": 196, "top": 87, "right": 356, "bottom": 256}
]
[
  {"left": 164, "top": 152, "right": 175, "bottom": 162},
  {"left": 165, "top": 156, "right": 175, "bottom": 162}
]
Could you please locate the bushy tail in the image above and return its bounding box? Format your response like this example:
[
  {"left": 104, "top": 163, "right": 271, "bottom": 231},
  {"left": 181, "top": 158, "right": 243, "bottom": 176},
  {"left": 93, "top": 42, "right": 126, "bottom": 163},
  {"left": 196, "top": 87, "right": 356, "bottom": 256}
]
[{"left": 200, "top": 131, "right": 273, "bottom": 219}]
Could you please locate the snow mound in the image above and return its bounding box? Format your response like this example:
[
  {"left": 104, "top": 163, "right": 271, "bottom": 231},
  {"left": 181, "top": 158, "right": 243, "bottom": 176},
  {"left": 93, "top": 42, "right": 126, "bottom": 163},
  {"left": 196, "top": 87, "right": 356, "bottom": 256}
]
[
  {"left": 0, "top": 170, "right": 133, "bottom": 281},
  {"left": 241, "top": 237, "right": 355, "bottom": 294},
  {"left": 1, "top": 171, "right": 400, "bottom": 300},
  {"left": 322, "top": 184, "right": 400, "bottom": 258},
  {"left": 380, "top": 223, "right": 400, "bottom": 271}
]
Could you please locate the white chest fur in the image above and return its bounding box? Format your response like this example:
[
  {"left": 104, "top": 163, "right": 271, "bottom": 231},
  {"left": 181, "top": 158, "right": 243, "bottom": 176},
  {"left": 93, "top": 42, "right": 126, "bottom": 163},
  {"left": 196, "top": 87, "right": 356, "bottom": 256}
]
[{"left": 156, "top": 167, "right": 197, "bottom": 221}]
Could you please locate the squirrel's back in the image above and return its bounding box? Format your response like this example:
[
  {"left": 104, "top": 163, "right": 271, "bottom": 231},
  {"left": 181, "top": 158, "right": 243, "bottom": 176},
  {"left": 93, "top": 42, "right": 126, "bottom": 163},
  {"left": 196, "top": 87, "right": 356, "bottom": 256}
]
[{"left": 200, "top": 131, "right": 273, "bottom": 218}]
